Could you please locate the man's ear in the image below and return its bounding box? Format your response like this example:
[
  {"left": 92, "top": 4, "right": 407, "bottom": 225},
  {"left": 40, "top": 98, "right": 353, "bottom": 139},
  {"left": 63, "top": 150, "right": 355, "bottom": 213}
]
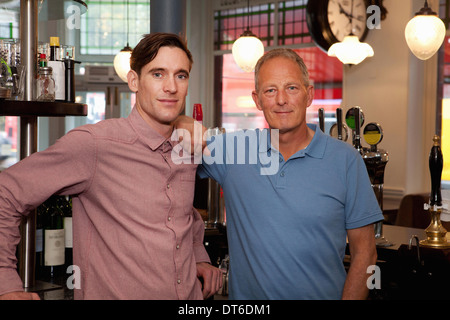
[
  {"left": 127, "top": 70, "right": 139, "bottom": 93},
  {"left": 305, "top": 85, "right": 314, "bottom": 108},
  {"left": 252, "top": 90, "right": 262, "bottom": 111}
]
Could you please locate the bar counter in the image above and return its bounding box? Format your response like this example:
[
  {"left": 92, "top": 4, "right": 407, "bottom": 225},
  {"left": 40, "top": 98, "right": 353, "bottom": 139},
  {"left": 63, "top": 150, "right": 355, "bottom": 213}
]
[{"left": 30, "top": 224, "right": 450, "bottom": 300}]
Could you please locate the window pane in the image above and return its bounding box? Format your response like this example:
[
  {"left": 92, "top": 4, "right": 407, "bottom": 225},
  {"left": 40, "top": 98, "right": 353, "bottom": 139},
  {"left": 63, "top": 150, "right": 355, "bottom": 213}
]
[
  {"left": 214, "top": 4, "right": 275, "bottom": 51},
  {"left": 0, "top": 116, "right": 18, "bottom": 171},
  {"left": 80, "top": 0, "right": 150, "bottom": 55}
]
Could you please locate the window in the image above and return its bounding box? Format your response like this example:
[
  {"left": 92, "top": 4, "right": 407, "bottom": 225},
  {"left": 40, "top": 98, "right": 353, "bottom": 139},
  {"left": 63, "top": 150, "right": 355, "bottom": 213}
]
[
  {"left": 0, "top": 6, "right": 20, "bottom": 170},
  {"left": 80, "top": 0, "right": 150, "bottom": 56},
  {"left": 0, "top": 6, "right": 19, "bottom": 39},
  {"left": 214, "top": 0, "right": 342, "bottom": 132}
]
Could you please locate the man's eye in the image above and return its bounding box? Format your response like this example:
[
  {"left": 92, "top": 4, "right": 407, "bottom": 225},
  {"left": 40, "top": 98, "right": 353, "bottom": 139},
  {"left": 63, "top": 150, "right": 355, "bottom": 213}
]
[
  {"left": 178, "top": 74, "right": 188, "bottom": 80},
  {"left": 153, "top": 72, "right": 163, "bottom": 78}
]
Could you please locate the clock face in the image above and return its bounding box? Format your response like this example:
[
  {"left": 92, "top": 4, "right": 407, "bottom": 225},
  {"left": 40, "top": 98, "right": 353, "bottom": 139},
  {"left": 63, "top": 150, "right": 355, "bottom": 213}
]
[{"left": 327, "top": 0, "right": 368, "bottom": 42}]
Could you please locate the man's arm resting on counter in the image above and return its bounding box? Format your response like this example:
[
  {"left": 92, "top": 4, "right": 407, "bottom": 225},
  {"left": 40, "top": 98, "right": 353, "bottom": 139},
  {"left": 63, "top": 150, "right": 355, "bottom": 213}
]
[{"left": 342, "top": 223, "right": 378, "bottom": 300}]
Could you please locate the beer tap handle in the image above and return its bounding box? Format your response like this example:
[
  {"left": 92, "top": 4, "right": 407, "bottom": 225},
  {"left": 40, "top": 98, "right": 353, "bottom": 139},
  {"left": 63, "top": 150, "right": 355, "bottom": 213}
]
[
  {"left": 336, "top": 108, "right": 343, "bottom": 140},
  {"left": 429, "top": 135, "right": 443, "bottom": 207},
  {"left": 354, "top": 107, "right": 360, "bottom": 140},
  {"left": 318, "top": 108, "right": 325, "bottom": 132}
]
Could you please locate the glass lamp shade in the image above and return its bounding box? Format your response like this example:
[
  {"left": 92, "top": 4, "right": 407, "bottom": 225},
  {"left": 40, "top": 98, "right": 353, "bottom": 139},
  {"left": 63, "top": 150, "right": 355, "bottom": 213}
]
[
  {"left": 405, "top": 15, "right": 445, "bottom": 60},
  {"left": 113, "top": 46, "right": 132, "bottom": 82},
  {"left": 328, "top": 35, "right": 374, "bottom": 65},
  {"left": 232, "top": 31, "right": 264, "bottom": 72}
]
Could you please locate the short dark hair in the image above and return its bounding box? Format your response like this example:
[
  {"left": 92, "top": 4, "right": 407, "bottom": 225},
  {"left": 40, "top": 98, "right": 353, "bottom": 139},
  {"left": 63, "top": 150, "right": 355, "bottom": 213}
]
[{"left": 130, "top": 33, "right": 193, "bottom": 77}]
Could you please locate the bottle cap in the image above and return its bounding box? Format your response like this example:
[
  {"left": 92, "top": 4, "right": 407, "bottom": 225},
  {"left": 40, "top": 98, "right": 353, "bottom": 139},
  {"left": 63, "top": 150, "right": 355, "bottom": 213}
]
[
  {"left": 50, "top": 37, "right": 60, "bottom": 46},
  {"left": 39, "top": 66, "right": 53, "bottom": 75}
]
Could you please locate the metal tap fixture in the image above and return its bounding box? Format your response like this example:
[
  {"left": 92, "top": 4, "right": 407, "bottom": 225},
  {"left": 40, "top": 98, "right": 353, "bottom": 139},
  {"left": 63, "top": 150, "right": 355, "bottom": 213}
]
[
  {"left": 420, "top": 135, "right": 450, "bottom": 248},
  {"left": 361, "top": 121, "right": 393, "bottom": 247}
]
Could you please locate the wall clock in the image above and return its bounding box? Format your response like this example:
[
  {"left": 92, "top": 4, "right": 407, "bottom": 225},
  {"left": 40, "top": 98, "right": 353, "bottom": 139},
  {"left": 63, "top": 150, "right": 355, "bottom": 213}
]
[{"left": 306, "top": 0, "right": 370, "bottom": 52}]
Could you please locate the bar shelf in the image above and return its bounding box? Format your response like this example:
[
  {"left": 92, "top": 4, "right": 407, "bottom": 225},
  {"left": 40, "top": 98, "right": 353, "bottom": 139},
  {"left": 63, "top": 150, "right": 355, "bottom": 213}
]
[{"left": 0, "top": 100, "right": 87, "bottom": 117}]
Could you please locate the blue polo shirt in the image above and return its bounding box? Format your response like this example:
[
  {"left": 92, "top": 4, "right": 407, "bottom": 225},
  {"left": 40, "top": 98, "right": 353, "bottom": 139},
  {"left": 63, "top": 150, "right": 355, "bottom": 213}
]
[{"left": 197, "top": 124, "right": 383, "bottom": 299}]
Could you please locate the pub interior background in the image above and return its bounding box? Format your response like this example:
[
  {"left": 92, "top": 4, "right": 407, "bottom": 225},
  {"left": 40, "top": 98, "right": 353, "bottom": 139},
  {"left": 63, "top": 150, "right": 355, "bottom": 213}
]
[
  {"left": 1, "top": 0, "right": 449, "bottom": 207},
  {"left": 1, "top": 0, "right": 450, "bottom": 300}
]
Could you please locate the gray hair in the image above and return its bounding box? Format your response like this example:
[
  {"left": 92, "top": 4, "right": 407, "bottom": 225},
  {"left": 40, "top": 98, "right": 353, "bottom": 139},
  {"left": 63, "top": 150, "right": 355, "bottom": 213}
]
[{"left": 254, "top": 48, "right": 310, "bottom": 91}]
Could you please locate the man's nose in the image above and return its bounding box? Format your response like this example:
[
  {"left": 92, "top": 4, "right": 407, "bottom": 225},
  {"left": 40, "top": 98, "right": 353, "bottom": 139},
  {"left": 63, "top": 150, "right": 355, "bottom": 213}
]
[
  {"left": 163, "top": 76, "right": 177, "bottom": 93},
  {"left": 276, "top": 90, "right": 287, "bottom": 105}
]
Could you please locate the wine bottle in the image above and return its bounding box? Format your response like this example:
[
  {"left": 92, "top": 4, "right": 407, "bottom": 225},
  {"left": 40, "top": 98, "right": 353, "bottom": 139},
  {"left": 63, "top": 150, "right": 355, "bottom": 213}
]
[
  {"left": 62, "top": 196, "right": 73, "bottom": 269},
  {"left": 35, "top": 205, "right": 44, "bottom": 280},
  {"left": 43, "top": 196, "right": 65, "bottom": 280}
]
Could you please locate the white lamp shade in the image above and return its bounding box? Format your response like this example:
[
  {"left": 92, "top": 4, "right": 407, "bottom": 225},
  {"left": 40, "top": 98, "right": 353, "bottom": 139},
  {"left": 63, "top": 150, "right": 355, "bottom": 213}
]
[
  {"left": 405, "top": 15, "right": 446, "bottom": 60},
  {"left": 232, "top": 35, "right": 265, "bottom": 72},
  {"left": 113, "top": 49, "right": 132, "bottom": 82},
  {"left": 328, "top": 35, "right": 374, "bottom": 65}
]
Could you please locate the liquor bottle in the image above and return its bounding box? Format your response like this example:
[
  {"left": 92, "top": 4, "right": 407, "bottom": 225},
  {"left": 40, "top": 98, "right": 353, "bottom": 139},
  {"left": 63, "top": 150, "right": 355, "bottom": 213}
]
[
  {"left": 43, "top": 196, "right": 65, "bottom": 280},
  {"left": 48, "top": 37, "right": 65, "bottom": 101},
  {"left": 49, "top": 37, "right": 60, "bottom": 61},
  {"left": 193, "top": 103, "right": 203, "bottom": 123}
]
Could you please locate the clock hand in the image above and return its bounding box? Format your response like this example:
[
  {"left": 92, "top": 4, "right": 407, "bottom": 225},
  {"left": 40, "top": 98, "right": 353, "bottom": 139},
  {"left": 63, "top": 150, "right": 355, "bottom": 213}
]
[{"left": 338, "top": 2, "right": 352, "bottom": 19}]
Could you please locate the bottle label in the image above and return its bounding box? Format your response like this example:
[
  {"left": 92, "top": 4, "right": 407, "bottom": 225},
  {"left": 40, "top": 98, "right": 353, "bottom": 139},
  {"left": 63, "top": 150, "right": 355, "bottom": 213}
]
[
  {"left": 44, "top": 229, "right": 65, "bottom": 266},
  {"left": 64, "top": 217, "right": 73, "bottom": 248}
]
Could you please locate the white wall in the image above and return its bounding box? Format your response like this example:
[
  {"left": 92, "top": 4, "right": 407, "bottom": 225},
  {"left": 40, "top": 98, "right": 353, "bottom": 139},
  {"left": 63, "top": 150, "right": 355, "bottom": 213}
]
[{"left": 343, "top": 0, "right": 439, "bottom": 208}]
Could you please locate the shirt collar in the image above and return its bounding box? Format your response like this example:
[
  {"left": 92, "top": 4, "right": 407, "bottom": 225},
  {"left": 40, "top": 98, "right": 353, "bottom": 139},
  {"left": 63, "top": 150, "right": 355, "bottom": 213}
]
[
  {"left": 128, "top": 107, "right": 175, "bottom": 151},
  {"left": 260, "top": 124, "right": 326, "bottom": 159}
]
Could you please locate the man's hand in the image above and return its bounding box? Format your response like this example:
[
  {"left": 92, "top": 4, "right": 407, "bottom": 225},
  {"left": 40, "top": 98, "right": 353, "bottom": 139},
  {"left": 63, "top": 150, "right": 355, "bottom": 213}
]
[
  {"left": 0, "top": 291, "right": 40, "bottom": 300},
  {"left": 196, "top": 262, "right": 223, "bottom": 299},
  {"left": 173, "top": 115, "right": 207, "bottom": 157}
]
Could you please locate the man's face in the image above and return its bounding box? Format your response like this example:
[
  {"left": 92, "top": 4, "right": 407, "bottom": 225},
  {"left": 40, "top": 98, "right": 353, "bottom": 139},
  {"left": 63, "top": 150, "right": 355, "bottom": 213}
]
[
  {"left": 128, "top": 46, "right": 190, "bottom": 135},
  {"left": 252, "top": 56, "right": 314, "bottom": 134}
]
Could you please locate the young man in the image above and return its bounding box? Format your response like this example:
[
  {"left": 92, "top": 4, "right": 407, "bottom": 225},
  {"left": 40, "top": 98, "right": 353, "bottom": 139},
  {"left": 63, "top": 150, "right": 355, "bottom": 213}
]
[
  {"left": 0, "top": 33, "right": 222, "bottom": 300},
  {"left": 197, "top": 48, "right": 383, "bottom": 299}
]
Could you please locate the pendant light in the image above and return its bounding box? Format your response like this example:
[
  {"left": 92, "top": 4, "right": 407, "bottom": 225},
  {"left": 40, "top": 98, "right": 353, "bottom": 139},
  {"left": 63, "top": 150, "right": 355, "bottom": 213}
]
[
  {"left": 114, "top": 0, "right": 132, "bottom": 82},
  {"left": 328, "top": 34, "right": 374, "bottom": 65},
  {"left": 405, "top": 0, "right": 445, "bottom": 60},
  {"left": 327, "top": 0, "right": 374, "bottom": 65},
  {"left": 231, "top": 0, "right": 264, "bottom": 72}
]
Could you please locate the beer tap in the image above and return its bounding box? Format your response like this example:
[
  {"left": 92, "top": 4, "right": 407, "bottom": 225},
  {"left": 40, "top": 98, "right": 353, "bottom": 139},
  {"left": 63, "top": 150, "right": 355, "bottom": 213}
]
[
  {"left": 362, "top": 122, "right": 393, "bottom": 247},
  {"left": 345, "top": 106, "right": 366, "bottom": 154},
  {"left": 329, "top": 107, "right": 348, "bottom": 141},
  {"left": 420, "top": 135, "right": 450, "bottom": 248}
]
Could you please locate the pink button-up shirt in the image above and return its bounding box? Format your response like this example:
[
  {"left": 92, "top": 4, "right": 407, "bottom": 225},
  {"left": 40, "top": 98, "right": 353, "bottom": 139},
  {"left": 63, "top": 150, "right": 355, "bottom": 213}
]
[{"left": 0, "top": 107, "right": 210, "bottom": 299}]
